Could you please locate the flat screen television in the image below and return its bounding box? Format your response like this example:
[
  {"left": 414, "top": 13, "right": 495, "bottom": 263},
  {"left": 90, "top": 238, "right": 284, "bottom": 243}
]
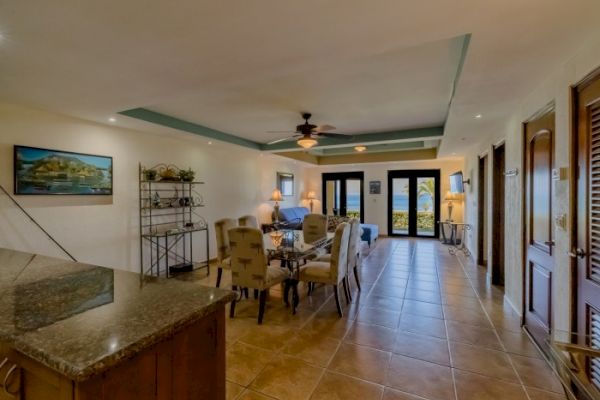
[{"left": 449, "top": 171, "right": 464, "bottom": 193}]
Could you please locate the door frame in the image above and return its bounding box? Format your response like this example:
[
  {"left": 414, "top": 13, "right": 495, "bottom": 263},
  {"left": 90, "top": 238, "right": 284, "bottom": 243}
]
[
  {"left": 491, "top": 142, "right": 506, "bottom": 286},
  {"left": 387, "top": 169, "right": 441, "bottom": 238},
  {"left": 321, "top": 172, "right": 365, "bottom": 223}
]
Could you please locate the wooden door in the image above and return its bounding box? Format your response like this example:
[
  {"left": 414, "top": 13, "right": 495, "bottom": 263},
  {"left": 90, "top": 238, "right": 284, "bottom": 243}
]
[
  {"left": 575, "top": 71, "right": 600, "bottom": 387},
  {"left": 477, "top": 155, "right": 488, "bottom": 267},
  {"left": 524, "top": 109, "right": 555, "bottom": 350},
  {"left": 492, "top": 144, "right": 505, "bottom": 285}
]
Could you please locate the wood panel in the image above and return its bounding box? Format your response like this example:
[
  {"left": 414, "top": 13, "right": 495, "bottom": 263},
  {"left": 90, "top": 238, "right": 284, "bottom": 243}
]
[
  {"left": 477, "top": 155, "right": 488, "bottom": 266},
  {"left": 492, "top": 144, "right": 505, "bottom": 286}
]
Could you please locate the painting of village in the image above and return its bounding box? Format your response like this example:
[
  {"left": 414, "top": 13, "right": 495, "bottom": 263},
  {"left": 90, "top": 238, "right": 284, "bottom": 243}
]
[{"left": 14, "top": 146, "right": 113, "bottom": 195}]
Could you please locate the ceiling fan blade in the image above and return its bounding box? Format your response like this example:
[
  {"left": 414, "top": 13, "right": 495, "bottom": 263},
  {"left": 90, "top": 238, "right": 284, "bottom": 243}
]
[
  {"left": 267, "top": 135, "right": 299, "bottom": 145},
  {"left": 266, "top": 130, "right": 297, "bottom": 134},
  {"left": 313, "top": 124, "right": 336, "bottom": 132},
  {"left": 317, "top": 132, "right": 352, "bottom": 139}
]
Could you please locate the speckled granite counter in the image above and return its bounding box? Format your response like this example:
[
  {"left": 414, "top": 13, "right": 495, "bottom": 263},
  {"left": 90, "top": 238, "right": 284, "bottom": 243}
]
[{"left": 0, "top": 248, "right": 235, "bottom": 382}]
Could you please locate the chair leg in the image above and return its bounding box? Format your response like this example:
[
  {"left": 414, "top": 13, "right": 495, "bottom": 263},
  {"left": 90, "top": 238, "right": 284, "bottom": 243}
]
[
  {"left": 258, "top": 290, "right": 267, "bottom": 324},
  {"left": 346, "top": 276, "right": 353, "bottom": 302},
  {"left": 216, "top": 267, "right": 223, "bottom": 288},
  {"left": 244, "top": 288, "right": 249, "bottom": 299},
  {"left": 342, "top": 278, "right": 350, "bottom": 304},
  {"left": 229, "top": 285, "right": 237, "bottom": 318},
  {"left": 354, "top": 265, "right": 362, "bottom": 291},
  {"left": 333, "top": 285, "right": 343, "bottom": 318},
  {"left": 254, "top": 289, "right": 259, "bottom": 300}
]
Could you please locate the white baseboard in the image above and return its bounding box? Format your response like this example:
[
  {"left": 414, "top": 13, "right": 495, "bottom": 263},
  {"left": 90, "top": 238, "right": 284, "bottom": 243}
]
[{"left": 504, "top": 295, "right": 522, "bottom": 318}]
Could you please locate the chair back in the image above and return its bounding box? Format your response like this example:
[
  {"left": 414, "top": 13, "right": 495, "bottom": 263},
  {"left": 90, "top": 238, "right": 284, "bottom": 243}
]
[
  {"left": 214, "top": 218, "right": 237, "bottom": 262},
  {"left": 329, "top": 222, "right": 351, "bottom": 283},
  {"left": 228, "top": 227, "right": 267, "bottom": 289},
  {"left": 348, "top": 218, "right": 362, "bottom": 271},
  {"left": 303, "top": 213, "right": 328, "bottom": 244},
  {"left": 239, "top": 215, "right": 259, "bottom": 229}
]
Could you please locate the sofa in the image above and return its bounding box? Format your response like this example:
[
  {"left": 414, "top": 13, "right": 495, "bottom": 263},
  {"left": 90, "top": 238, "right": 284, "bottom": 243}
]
[{"left": 274, "top": 207, "right": 379, "bottom": 246}]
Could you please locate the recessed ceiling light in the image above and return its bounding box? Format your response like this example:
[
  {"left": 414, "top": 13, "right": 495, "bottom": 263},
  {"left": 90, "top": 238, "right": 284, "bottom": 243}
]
[
  {"left": 208, "top": 141, "right": 212, "bottom": 145},
  {"left": 475, "top": 114, "right": 482, "bottom": 119},
  {"left": 108, "top": 117, "right": 116, "bottom": 122},
  {"left": 354, "top": 145, "right": 367, "bottom": 152},
  {"left": 452, "top": 152, "right": 457, "bottom": 156}
]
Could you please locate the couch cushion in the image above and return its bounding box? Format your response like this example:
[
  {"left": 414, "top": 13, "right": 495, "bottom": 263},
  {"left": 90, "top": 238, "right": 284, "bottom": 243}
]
[
  {"left": 278, "top": 208, "right": 298, "bottom": 222},
  {"left": 295, "top": 207, "right": 310, "bottom": 219}
]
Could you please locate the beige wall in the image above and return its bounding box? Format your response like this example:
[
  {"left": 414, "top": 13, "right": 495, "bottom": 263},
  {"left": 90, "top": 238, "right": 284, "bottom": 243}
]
[
  {"left": 304, "top": 158, "right": 464, "bottom": 236},
  {"left": 0, "top": 103, "right": 307, "bottom": 271},
  {"left": 463, "top": 34, "right": 600, "bottom": 333}
]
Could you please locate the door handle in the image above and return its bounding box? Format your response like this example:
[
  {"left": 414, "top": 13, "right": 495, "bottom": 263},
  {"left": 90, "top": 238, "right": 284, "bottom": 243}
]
[
  {"left": 544, "top": 240, "right": 555, "bottom": 246},
  {"left": 568, "top": 248, "right": 586, "bottom": 259}
]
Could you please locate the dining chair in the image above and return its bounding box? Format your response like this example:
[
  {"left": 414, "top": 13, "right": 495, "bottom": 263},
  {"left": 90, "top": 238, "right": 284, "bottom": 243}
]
[
  {"left": 298, "top": 222, "right": 351, "bottom": 317},
  {"left": 302, "top": 213, "right": 328, "bottom": 244},
  {"left": 238, "top": 214, "right": 259, "bottom": 229},
  {"left": 214, "top": 218, "right": 237, "bottom": 288},
  {"left": 228, "top": 227, "right": 290, "bottom": 324},
  {"left": 315, "top": 218, "right": 362, "bottom": 301}
]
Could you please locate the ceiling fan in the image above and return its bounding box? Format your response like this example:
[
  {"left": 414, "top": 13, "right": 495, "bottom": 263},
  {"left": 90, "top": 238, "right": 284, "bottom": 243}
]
[{"left": 266, "top": 112, "right": 351, "bottom": 149}]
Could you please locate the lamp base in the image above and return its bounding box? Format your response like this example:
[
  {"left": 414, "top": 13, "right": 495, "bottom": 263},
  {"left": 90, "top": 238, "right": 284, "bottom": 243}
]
[{"left": 273, "top": 203, "right": 280, "bottom": 223}]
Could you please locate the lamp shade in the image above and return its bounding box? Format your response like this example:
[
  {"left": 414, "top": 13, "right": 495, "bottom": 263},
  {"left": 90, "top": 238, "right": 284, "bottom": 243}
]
[
  {"left": 297, "top": 137, "right": 318, "bottom": 149},
  {"left": 307, "top": 190, "right": 317, "bottom": 200},
  {"left": 270, "top": 189, "right": 283, "bottom": 202},
  {"left": 444, "top": 191, "right": 462, "bottom": 201}
]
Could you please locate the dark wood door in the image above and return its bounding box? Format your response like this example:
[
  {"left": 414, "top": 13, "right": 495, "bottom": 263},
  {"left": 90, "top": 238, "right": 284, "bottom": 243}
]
[
  {"left": 477, "top": 155, "right": 488, "bottom": 267},
  {"left": 524, "top": 109, "right": 555, "bottom": 350},
  {"left": 492, "top": 144, "right": 505, "bottom": 285},
  {"left": 575, "top": 72, "right": 600, "bottom": 384}
]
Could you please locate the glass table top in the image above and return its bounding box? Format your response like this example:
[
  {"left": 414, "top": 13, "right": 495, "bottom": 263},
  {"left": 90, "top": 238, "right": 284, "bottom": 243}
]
[{"left": 262, "top": 230, "right": 334, "bottom": 255}]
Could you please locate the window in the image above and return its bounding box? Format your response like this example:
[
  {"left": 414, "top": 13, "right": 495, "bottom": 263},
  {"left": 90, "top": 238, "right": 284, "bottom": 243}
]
[{"left": 277, "top": 172, "right": 294, "bottom": 196}]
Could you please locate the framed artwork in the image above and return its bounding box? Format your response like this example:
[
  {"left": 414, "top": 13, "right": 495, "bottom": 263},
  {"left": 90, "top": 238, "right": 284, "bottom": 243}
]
[
  {"left": 14, "top": 145, "right": 113, "bottom": 195},
  {"left": 369, "top": 180, "right": 381, "bottom": 194},
  {"left": 277, "top": 172, "right": 294, "bottom": 196}
]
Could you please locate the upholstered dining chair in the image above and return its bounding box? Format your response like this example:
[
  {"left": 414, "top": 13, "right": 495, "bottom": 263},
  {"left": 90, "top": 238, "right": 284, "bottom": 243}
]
[
  {"left": 238, "top": 215, "right": 259, "bottom": 229},
  {"left": 214, "top": 218, "right": 237, "bottom": 288},
  {"left": 302, "top": 213, "right": 328, "bottom": 244},
  {"left": 315, "top": 218, "right": 362, "bottom": 300},
  {"left": 228, "top": 227, "right": 290, "bottom": 324},
  {"left": 298, "top": 222, "right": 351, "bottom": 317}
]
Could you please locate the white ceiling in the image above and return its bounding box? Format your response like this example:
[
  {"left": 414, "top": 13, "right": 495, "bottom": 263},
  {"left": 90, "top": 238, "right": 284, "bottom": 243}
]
[{"left": 1, "top": 0, "right": 599, "bottom": 156}]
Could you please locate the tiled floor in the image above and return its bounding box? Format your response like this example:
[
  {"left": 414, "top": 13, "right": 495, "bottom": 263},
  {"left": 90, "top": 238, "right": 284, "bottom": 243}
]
[{"left": 193, "top": 238, "right": 567, "bottom": 400}]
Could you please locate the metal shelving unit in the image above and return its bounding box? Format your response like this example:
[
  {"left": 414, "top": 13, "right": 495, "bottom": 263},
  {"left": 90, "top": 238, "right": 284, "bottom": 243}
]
[{"left": 139, "top": 163, "right": 209, "bottom": 278}]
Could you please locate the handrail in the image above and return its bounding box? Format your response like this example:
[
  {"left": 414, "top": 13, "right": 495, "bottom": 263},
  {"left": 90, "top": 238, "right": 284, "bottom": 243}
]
[{"left": 0, "top": 185, "right": 77, "bottom": 262}]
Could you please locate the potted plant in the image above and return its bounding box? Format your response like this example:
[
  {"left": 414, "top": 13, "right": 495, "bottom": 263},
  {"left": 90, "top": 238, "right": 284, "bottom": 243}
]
[
  {"left": 178, "top": 168, "right": 196, "bottom": 182},
  {"left": 143, "top": 168, "right": 157, "bottom": 181},
  {"left": 159, "top": 165, "right": 179, "bottom": 181}
]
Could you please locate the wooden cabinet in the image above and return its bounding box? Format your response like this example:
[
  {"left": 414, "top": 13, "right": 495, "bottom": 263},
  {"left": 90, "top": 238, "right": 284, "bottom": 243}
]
[{"left": 1, "top": 306, "right": 225, "bottom": 400}]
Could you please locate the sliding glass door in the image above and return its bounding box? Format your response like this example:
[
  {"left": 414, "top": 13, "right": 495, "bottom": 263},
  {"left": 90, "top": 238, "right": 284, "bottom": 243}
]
[
  {"left": 388, "top": 170, "right": 440, "bottom": 237},
  {"left": 322, "top": 172, "right": 364, "bottom": 222}
]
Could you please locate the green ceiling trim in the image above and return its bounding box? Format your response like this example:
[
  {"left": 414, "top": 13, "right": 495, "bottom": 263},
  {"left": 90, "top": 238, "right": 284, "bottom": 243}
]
[
  {"left": 261, "top": 126, "right": 443, "bottom": 152},
  {"left": 315, "top": 141, "right": 425, "bottom": 155},
  {"left": 119, "top": 108, "right": 262, "bottom": 150},
  {"left": 443, "top": 33, "right": 471, "bottom": 125}
]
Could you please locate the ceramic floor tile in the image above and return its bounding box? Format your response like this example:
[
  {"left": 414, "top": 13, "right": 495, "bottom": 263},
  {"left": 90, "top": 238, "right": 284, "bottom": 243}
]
[
  {"left": 454, "top": 369, "right": 528, "bottom": 400},
  {"left": 510, "top": 354, "right": 564, "bottom": 393},
  {"left": 226, "top": 380, "right": 245, "bottom": 400},
  {"left": 226, "top": 342, "right": 275, "bottom": 386},
  {"left": 237, "top": 389, "right": 277, "bottom": 400},
  {"left": 328, "top": 342, "right": 391, "bottom": 384},
  {"left": 385, "top": 354, "right": 455, "bottom": 400},
  {"left": 399, "top": 313, "right": 447, "bottom": 339},
  {"left": 496, "top": 330, "right": 542, "bottom": 358},
  {"left": 238, "top": 324, "right": 296, "bottom": 352},
  {"left": 393, "top": 331, "right": 451, "bottom": 366},
  {"left": 281, "top": 330, "right": 340, "bottom": 367},
  {"left": 310, "top": 371, "right": 384, "bottom": 400},
  {"left": 249, "top": 355, "right": 323, "bottom": 400},
  {"left": 364, "top": 294, "right": 404, "bottom": 311},
  {"left": 449, "top": 342, "right": 519, "bottom": 383},
  {"left": 446, "top": 321, "right": 503, "bottom": 351},
  {"left": 402, "top": 299, "right": 444, "bottom": 319},
  {"left": 525, "top": 386, "right": 568, "bottom": 400},
  {"left": 382, "top": 387, "right": 432, "bottom": 400},
  {"left": 345, "top": 322, "right": 398, "bottom": 351},
  {"left": 356, "top": 307, "right": 402, "bottom": 329}
]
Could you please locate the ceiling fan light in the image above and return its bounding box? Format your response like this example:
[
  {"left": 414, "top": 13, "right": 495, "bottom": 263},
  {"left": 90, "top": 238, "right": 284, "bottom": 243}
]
[
  {"left": 297, "top": 137, "right": 318, "bottom": 149},
  {"left": 354, "top": 145, "right": 367, "bottom": 152}
]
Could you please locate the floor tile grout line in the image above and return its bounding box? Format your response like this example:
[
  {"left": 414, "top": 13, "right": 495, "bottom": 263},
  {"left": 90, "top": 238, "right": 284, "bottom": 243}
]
[{"left": 453, "top": 251, "right": 533, "bottom": 400}]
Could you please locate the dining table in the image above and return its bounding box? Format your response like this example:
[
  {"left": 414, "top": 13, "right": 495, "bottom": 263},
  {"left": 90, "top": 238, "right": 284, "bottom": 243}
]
[{"left": 263, "top": 230, "right": 334, "bottom": 313}]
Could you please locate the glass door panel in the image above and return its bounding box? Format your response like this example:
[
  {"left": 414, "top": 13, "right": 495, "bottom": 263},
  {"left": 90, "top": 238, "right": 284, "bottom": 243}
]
[
  {"left": 391, "top": 178, "right": 410, "bottom": 235},
  {"left": 417, "top": 177, "right": 436, "bottom": 237},
  {"left": 324, "top": 180, "right": 341, "bottom": 216},
  {"left": 346, "top": 179, "right": 362, "bottom": 220}
]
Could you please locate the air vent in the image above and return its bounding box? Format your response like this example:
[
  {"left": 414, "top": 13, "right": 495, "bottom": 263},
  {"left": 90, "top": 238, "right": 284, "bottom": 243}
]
[
  {"left": 589, "top": 306, "right": 600, "bottom": 389},
  {"left": 589, "top": 103, "right": 600, "bottom": 283}
]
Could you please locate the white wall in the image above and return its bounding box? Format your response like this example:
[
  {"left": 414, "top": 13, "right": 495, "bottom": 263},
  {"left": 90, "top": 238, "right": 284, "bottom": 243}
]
[
  {"left": 304, "top": 158, "right": 464, "bottom": 236},
  {"left": 463, "top": 33, "right": 600, "bottom": 332},
  {"left": 0, "top": 103, "right": 307, "bottom": 271}
]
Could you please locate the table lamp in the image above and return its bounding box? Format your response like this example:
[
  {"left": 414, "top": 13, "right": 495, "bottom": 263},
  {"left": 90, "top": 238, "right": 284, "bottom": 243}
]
[
  {"left": 307, "top": 191, "right": 317, "bottom": 212},
  {"left": 270, "top": 189, "right": 283, "bottom": 222},
  {"left": 445, "top": 191, "right": 462, "bottom": 221}
]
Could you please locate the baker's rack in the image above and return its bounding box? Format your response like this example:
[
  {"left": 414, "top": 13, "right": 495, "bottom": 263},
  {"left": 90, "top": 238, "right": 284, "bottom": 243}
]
[{"left": 139, "top": 163, "right": 209, "bottom": 278}]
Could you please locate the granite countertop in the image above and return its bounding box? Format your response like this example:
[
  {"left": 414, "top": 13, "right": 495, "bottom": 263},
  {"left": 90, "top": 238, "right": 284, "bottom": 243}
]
[{"left": 0, "top": 248, "right": 235, "bottom": 382}]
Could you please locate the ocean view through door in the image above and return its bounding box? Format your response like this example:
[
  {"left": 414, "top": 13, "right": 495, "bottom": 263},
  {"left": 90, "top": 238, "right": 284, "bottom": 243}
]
[
  {"left": 388, "top": 170, "right": 440, "bottom": 237},
  {"left": 322, "top": 172, "right": 364, "bottom": 222}
]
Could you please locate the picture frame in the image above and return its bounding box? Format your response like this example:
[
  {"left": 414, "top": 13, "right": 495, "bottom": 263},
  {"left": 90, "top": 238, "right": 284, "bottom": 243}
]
[
  {"left": 277, "top": 172, "right": 294, "bottom": 196},
  {"left": 14, "top": 145, "right": 113, "bottom": 195},
  {"left": 369, "top": 180, "right": 381, "bottom": 194}
]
